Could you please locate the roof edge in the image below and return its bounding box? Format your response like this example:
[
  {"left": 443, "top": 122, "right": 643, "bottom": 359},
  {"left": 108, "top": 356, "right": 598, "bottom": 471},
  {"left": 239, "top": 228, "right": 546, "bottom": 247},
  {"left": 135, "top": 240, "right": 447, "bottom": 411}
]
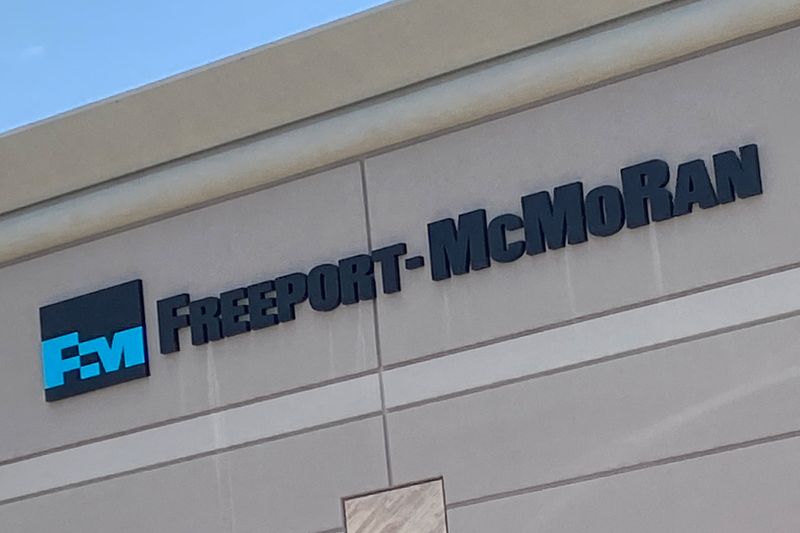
[
  {"left": 0, "top": 0, "right": 671, "bottom": 215},
  {"left": 1, "top": 0, "right": 798, "bottom": 267}
]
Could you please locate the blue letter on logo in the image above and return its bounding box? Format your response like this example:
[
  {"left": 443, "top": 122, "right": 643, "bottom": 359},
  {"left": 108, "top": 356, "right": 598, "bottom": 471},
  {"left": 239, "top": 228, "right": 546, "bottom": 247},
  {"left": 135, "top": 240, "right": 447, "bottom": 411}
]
[{"left": 41, "top": 326, "right": 147, "bottom": 393}]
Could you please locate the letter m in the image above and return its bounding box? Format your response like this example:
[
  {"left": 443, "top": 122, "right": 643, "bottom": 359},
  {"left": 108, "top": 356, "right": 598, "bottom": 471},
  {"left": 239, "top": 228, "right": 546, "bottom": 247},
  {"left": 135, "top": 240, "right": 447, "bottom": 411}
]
[
  {"left": 522, "top": 181, "right": 587, "bottom": 255},
  {"left": 428, "top": 209, "right": 490, "bottom": 281},
  {"left": 79, "top": 326, "right": 146, "bottom": 374}
]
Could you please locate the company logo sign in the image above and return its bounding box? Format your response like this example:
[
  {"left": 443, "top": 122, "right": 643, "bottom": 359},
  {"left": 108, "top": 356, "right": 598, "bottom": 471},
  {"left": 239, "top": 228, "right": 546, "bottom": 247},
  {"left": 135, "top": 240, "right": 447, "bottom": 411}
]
[
  {"left": 156, "top": 144, "right": 763, "bottom": 354},
  {"left": 39, "top": 280, "right": 149, "bottom": 401},
  {"left": 36, "top": 144, "right": 764, "bottom": 401}
]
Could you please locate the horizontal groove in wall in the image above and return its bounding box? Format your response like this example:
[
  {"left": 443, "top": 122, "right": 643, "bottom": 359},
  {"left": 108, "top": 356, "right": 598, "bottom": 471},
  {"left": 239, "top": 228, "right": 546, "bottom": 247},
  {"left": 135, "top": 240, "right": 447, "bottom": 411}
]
[
  {"left": 1, "top": 0, "right": 799, "bottom": 266},
  {"left": 446, "top": 429, "right": 800, "bottom": 510},
  {"left": 2, "top": 264, "right": 800, "bottom": 503},
  {"left": 0, "top": 375, "right": 382, "bottom": 504},
  {"left": 381, "top": 266, "right": 800, "bottom": 409},
  {"left": 6, "top": 259, "right": 797, "bottom": 471},
  {"left": 0, "top": 368, "right": 381, "bottom": 469},
  {"left": 0, "top": 412, "right": 383, "bottom": 508}
]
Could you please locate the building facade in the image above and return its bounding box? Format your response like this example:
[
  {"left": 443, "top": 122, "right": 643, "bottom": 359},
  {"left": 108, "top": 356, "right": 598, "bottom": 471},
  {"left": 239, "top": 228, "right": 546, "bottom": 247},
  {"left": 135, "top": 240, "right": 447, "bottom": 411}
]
[{"left": 2, "top": 0, "right": 800, "bottom": 531}]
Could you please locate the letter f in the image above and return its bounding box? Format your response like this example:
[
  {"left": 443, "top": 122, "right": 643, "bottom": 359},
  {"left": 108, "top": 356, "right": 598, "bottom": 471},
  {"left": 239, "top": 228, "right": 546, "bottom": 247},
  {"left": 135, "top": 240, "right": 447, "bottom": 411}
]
[{"left": 41, "top": 333, "right": 81, "bottom": 389}]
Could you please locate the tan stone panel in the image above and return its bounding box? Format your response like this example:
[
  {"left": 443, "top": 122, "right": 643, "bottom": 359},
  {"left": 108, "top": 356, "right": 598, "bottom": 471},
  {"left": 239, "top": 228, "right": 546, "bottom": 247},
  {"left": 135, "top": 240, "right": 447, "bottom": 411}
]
[{"left": 345, "top": 479, "right": 448, "bottom": 533}]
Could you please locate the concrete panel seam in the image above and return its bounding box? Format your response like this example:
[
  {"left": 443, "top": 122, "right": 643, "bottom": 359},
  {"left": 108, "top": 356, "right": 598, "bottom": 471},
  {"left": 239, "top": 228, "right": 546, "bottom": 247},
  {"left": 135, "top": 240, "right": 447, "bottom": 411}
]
[
  {"left": 360, "top": 159, "right": 395, "bottom": 487},
  {"left": 4, "top": 20, "right": 796, "bottom": 272},
  {"left": 445, "top": 429, "right": 800, "bottom": 510},
  {"left": 0, "top": 0, "right": 679, "bottom": 215},
  {"left": 9, "top": 264, "right": 800, "bottom": 476},
  {"left": 7, "top": 261, "right": 800, "bottom": 473},
  {"left": 3, "top": 21, "right": 796, "bottom": 270},
  {"left": 5, "top": 263, "right": 800, "bottom": 506},
  {"left": 1, "top": 0, "right": 799, "bottom": 265},
  {"left": 383, "top": 266, "right": 800, "bottom": 409},
  {"left": 386, "top": 309, "right": 800, "bottom": 414},
  {"left": 384, "top": 259, "right": 800, "bottom": 372},
  {"left": 0, "top": 1, "right": 690, "bottom": 224},
  {"left": 0, "top": 376, "right": 383, "bottom": 503},
  {"left": 0, "top": 412, "right": 382, "bottom": 508},
  {"left": 0, "top": 368, "right": 380, "bottom": 469}
]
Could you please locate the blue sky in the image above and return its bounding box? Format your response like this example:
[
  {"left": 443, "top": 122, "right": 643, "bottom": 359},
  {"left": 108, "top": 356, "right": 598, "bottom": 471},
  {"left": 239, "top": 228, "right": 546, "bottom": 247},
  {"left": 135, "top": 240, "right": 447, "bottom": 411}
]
[{"left": 0, "top": 1, "right": 390, "bottom": 134}]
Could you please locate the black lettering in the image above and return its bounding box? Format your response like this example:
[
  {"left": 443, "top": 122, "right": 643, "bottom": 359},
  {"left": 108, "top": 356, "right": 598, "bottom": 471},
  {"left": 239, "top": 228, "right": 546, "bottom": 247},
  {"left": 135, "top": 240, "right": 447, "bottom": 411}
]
[
  {"left": 521, "top": 181, "right": 586, "bottom": 255},
  {"left": 157, "top": 294, "right": 190, "bottom": 354},
  {"left": 488, "top": 213, "right": 524, "bottom": 263},
  {"left": 219, "top": 288, "right": 250, "bottom": 338},
  {"left": 621, "top": 159, "right": 673, "bottom": 228},
  {"left": 585, "top": 185, "right": 625, "bottom": 237},
  {"left": 275, "top": 273, "right": 307, "bottom": 322},
  {"left": 308, "top": 264, "right": 341, "bottom": 312},
  {"left": 427, "top": 210, "right": 489, "bottom": 281},
  {"left": 372, "top": 243, "right": 407, "bottom": 293},
  {"left": 339, "top": 254, "right": 376, "bottom": 304},
  {"left": 247, "top": 281, "right": 278, "bottom": 330},
  {"left": 674, "top": 159, "right": 719, "bottom": 216},
  {"left": 713, "top": 144, "right": 763, "bottom": 203},
  {"left": 189, "top": 297, "right": 223, "bottom": 345}
]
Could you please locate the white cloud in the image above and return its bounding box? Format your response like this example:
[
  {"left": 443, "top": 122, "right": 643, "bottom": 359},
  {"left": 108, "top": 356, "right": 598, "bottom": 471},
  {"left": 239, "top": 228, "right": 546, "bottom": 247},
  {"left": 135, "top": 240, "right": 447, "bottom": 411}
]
[{"left": 19, "top": 45, "right": 46, "bottom": 59}]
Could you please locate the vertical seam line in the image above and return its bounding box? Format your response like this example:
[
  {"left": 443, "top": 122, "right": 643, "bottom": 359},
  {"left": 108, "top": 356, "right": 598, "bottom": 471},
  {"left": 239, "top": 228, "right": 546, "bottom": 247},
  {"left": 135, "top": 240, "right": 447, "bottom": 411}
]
[{"left": 359, "top": 159, "right": 394, "bottom": 487}]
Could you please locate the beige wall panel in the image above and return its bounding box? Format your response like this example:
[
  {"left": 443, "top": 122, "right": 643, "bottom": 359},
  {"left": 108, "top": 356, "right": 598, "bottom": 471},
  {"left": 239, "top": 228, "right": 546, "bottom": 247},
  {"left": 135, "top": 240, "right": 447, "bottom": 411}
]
[
  {"left": 387, "top": 316, "right": 800, "bottom": 504},
  {"left": 0, "top": 457, "right": 229, "bottom": 533},
  {"left": 365, "top": 25, "right": 800, "bottom": 366},
  {"left": 221, "top": 417, "right": 388, "bottom": 533},
  {"left": 0, "top": 418, "right": 388, "bottom": 533},
  {"left": 447, "top": 435, "right": 800, "bottom": 532},
  {"left": 0, "top": 0, "right": 670, "bottom": 215},
  {"left": 0, "top": 164, "right": 377, "bottom": 462}
]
